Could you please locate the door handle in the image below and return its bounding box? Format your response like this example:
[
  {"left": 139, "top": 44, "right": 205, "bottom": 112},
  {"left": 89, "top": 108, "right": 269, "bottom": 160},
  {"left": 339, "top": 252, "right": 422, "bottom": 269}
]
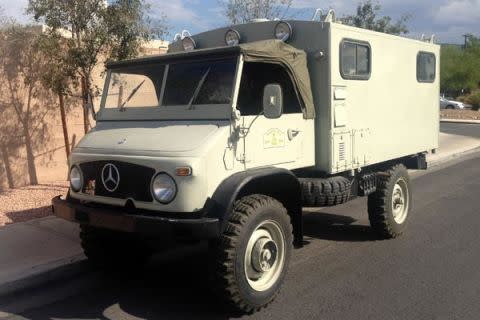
[{"left": 288, "top": 129, "right": 301, "bottom": 140}]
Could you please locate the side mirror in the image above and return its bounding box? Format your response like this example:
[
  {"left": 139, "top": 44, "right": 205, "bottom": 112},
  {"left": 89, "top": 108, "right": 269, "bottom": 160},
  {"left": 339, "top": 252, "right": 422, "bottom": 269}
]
[{"left": 263, "top": 84, "right": 283, "bottom": 119}]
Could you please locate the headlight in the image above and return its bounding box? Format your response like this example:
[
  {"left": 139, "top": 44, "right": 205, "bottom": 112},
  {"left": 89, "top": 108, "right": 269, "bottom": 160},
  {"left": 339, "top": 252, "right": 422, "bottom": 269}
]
[
  {"left": 182, "top": 36, "right": 196, "bottom": 51},
  {"left": 275, "top": 21, "right": 292, "bottom": 42},
  {"left": 152, "top": 173, "right": 177, "bottom": 204},
  {"left": 70, "top": 166, "right": 83, "bottom": 192},
  {"left": 225, "top": 29, "right": 241, "bottom": 46}
]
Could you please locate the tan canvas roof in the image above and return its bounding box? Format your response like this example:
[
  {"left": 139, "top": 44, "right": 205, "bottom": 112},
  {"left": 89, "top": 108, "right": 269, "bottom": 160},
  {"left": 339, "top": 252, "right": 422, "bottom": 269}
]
[{"left": 108, "top": 40, "right": 315, "bottom": 119}]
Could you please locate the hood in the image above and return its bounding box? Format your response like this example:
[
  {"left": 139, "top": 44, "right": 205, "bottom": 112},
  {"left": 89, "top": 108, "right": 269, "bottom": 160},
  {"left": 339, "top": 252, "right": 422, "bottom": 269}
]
[{"left": 76, "top": 121, "right": 228, "bottom": 154}]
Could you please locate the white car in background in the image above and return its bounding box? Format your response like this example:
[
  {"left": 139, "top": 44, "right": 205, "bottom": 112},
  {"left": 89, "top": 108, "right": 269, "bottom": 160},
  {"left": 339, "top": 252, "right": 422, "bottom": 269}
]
[{"left": 440, "top": 96, "right": 466, "bottom": 109}]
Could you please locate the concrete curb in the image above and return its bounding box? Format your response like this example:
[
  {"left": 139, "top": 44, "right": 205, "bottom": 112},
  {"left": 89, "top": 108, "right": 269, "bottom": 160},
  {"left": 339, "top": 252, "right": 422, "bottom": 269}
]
[
  {"left": 428, "top": 146, "right": 480, "bottom": 168},
  {"left": 0, "top": 254, "right": 88, "bottom": 298},
  {"left": 441, "top": 119, "right": 480, "bottom": 124}
]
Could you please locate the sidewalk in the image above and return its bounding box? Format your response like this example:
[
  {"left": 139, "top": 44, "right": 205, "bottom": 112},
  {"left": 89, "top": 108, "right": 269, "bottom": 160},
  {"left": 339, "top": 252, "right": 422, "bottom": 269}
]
[
  {"left": 0, "top": 217, "right": 85, "bottom": 297},
  {"left": 0, "top": 131, "right": 479, "bottom": 298},
  {"left": 429, "top": 132, "right": 480, "bottom": 166}
]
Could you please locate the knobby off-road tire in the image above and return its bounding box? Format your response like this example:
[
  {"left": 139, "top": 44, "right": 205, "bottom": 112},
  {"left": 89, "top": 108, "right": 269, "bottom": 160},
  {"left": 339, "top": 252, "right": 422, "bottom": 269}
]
[
  {"left": 300, "top": 176, "right": 351, "bottom": 207},
  {"left": 210, "top": 194, "right": 293, "bottom": 313},
  {"left": 80, "top": 225, "right": 152, "bottom": 269},
  {"left": 368, "top": 164, "right": 412, "bottom": 239}
]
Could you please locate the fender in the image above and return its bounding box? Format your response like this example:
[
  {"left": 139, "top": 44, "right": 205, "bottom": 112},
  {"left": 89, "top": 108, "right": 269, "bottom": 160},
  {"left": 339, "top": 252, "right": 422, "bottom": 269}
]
[{"left": 205, "top": 167, "right": 303, "bottom": 247}]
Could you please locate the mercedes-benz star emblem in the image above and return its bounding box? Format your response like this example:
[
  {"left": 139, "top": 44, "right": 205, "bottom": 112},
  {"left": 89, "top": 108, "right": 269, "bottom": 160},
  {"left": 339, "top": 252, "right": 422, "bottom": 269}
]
[{"left": 101, "top": 163, "right": 120, "bottom": 192}]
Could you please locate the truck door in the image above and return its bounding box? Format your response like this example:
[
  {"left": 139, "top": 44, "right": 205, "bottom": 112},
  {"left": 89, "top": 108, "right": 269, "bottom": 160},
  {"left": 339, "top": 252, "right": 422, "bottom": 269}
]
[{"left": 237, "top": 63, "right": 306, "bottom": 169}]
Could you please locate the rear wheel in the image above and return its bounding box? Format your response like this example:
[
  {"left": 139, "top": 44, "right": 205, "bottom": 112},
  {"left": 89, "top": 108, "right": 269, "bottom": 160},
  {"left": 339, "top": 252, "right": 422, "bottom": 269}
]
[
  {"left": 368, "top": 164, "right": 411, "bottom": 238},
  {"left": 80, "top": 225, "right": 152, "bottom": 269},
  {"left": 210, "top": 194, "right": 293, "bottom": 313}
]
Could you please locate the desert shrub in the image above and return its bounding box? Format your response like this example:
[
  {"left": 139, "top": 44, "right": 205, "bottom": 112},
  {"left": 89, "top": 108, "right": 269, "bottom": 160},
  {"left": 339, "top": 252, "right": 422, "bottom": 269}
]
[{"left": 465, "top": 91, "right": 480, "bottom": 111}]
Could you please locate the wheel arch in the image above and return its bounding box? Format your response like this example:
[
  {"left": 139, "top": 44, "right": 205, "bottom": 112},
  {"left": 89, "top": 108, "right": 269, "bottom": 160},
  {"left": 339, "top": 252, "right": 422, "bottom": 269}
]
[{"left": 206, "top": 167, "right": 303, "bottom": 247}]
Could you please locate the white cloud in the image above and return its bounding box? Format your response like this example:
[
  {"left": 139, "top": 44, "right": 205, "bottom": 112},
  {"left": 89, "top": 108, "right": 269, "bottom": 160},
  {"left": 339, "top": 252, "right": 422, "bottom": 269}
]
[
  {"left": 149, "top": 0, "right": 212, "bottom": 31},
  {"left": 433, "top": 0, "right": 480, "bottom": 24},
  {"left": 150, "top": 0, "right": 196, "bottom": 22}
]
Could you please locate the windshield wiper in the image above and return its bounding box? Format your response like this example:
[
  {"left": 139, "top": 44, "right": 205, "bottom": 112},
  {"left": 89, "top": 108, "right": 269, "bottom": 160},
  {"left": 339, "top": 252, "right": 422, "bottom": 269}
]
[
  {"left": 119, "top": 80, "right": 146, "bottom": 111},
  {"left": 187, "top": 68, "right": 210, "bottom": 110}
]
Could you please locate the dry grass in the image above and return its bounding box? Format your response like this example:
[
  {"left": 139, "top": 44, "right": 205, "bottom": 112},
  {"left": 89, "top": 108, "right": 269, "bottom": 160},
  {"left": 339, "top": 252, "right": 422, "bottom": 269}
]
[
  {"left": 441, "top": 109, "right": 480, "bottom": 120},
  {"left": 0, "top": 182, "right": 68, "bottom": 227}
]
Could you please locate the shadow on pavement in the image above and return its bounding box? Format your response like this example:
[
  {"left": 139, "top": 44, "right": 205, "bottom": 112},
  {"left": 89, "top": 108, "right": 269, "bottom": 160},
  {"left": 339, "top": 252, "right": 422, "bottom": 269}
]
[
  {"left": 11, "top": 244, "right": 241, "bottom": 320},
  {"left": 303, "top": 210, "right": 379, "bottom": 242},
  {"left": 4, "top": 206, "right": 53, "bottom": 225},
  {"left": 8, "top": 210, "right": 378, "bottom": 319}
]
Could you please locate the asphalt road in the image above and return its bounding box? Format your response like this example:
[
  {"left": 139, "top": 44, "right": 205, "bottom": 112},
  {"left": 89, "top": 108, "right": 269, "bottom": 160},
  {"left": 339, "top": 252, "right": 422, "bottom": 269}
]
[
  {"left": 2, "top": 152, "right": 480, "bottom": 319},
  {"left": 440, "top": 122, "right": 480, "bottom": 138}
]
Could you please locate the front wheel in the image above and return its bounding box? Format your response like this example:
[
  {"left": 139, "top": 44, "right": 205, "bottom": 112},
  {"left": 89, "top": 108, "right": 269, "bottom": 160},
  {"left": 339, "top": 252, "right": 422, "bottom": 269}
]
[
  {"left": 368, "top": 164, "right": 412, "bottom": 238},
  {"left": 210, "top": 194, "right": 293, "bottom": 313}
]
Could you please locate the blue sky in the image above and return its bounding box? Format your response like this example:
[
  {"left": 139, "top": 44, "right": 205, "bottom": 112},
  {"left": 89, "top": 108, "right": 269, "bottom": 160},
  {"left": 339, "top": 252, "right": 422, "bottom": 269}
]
[{"left": 1, "top": 0, "right": 479, "bottom": 44}]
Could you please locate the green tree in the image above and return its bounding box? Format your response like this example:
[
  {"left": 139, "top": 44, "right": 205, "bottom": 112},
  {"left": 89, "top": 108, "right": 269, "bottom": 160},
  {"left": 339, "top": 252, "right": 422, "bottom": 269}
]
[
  {"left": 441, "top": 39, "right": 480, "bottom": 97},
  {"left": 341, "top": 0, "right": 410, "bottom": 35},
  {"left": 27, "top": 0, "right": 168, "bottom": 133},
  {"left": 219, "top": 0, "right": 293, "bottom": 25}
]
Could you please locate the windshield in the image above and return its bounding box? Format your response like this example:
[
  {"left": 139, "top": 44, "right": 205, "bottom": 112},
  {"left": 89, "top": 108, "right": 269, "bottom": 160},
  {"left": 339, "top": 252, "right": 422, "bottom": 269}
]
[{"left": 103, "top": 58, "right": 237, "bottom": 110}]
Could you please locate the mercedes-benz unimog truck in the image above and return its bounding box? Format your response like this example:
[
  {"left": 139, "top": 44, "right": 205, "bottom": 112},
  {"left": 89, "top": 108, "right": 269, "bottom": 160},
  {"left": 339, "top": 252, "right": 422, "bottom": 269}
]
[{"left": 53, "top": 11, "right": 440, "bottom": 312}]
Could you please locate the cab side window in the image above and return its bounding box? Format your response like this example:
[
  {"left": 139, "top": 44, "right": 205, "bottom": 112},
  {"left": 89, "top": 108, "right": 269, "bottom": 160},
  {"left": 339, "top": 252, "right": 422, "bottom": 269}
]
[{"left": 237, "top": 62, "right": 302, "bottom": 116}]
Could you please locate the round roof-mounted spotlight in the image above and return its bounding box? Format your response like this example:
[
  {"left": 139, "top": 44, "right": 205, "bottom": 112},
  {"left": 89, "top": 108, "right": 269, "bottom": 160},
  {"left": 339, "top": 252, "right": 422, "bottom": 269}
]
[
  {"left": 182, "top": 36, "right": 196, "bottom": 51},
  {"left": 274, "top": 21, "right": 293, "bottom": 42},
  {"left": 225, "top": 29, "right": 241, "bottom": 46}
]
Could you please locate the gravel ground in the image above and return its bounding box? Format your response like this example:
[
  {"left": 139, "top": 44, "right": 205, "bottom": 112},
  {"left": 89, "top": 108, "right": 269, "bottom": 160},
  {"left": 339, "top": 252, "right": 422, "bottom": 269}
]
[
  {"left": 0, "top": 182, "right": 68, "bottom": 227},
  {"left": 441, "top": 109, "right": 480, "bottom": 120}
]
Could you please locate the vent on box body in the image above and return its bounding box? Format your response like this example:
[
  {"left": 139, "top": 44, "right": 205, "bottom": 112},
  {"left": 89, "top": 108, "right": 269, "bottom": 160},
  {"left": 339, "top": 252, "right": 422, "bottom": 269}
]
[{"left": 338, "top": 142, "right": 346, "bottom": 161}]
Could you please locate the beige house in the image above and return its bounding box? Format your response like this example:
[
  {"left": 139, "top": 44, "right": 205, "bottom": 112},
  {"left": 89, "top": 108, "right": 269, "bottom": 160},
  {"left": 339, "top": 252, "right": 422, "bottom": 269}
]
[{"left": 0, "top": 29, "right": 169, "bottom": 190}]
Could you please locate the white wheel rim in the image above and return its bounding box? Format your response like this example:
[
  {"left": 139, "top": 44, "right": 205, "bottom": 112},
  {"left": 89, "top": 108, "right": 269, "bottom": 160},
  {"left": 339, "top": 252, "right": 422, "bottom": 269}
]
[
  {"left": 392, "top": 178, "right": 409, "bottom": 224},
  {"left": 244, "top": 220, "right": 286, "bottom": 292}
]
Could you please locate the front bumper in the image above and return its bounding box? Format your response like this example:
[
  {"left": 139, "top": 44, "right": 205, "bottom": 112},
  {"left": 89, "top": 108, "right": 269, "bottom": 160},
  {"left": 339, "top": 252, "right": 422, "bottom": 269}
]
[{"left": 52, "top": 196, "right": 220, "bottom": 240}]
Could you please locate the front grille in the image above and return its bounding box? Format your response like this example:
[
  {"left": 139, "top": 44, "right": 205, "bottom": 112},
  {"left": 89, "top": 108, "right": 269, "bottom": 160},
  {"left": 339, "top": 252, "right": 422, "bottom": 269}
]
[{"left": 79, "top": 161, "right": 155, "bottom": 202}]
